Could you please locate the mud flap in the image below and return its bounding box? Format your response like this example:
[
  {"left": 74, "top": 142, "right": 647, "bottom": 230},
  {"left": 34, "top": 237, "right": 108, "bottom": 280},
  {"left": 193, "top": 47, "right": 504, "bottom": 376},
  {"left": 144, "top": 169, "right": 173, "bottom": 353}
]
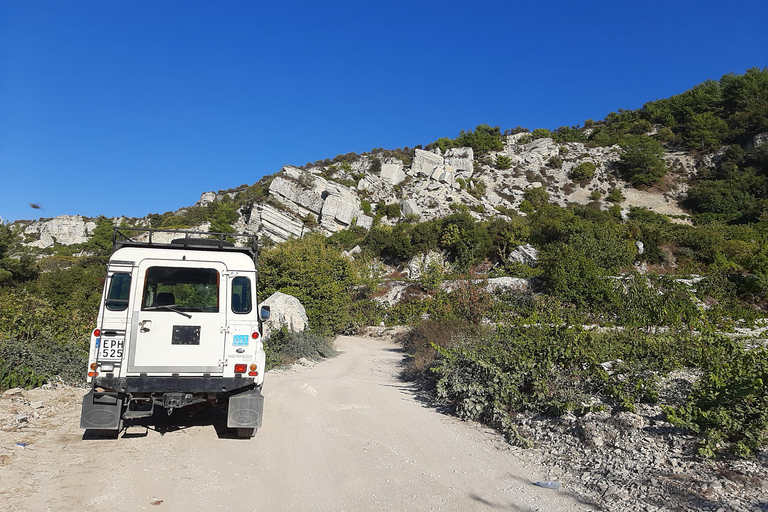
[
  {"left": 80, "top": 391, "right": 124, "bottom": 430},
  {"left": 227, "top": 389, "right": 264, "bottom": 429}
]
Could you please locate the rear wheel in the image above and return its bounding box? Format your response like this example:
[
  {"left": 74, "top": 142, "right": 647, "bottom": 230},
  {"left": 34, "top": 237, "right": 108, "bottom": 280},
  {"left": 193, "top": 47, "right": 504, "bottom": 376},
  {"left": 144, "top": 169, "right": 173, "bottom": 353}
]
[{"left": 236, "top": 428, "right": 256, "bottom": 438}]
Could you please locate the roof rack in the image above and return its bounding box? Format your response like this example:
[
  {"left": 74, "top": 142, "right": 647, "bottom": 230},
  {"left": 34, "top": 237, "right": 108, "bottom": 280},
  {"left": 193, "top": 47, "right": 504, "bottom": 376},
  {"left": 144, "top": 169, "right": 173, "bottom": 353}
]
[{"left": 112, "top": 227, "right": 258, "bottom": 261}]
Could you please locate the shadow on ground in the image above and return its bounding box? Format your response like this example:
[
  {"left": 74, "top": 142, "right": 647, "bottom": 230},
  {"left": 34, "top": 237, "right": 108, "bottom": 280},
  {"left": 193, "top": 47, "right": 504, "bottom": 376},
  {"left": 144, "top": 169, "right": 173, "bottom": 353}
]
[{"left": 82, "top": 403, "right": 248, "bottom": 440}]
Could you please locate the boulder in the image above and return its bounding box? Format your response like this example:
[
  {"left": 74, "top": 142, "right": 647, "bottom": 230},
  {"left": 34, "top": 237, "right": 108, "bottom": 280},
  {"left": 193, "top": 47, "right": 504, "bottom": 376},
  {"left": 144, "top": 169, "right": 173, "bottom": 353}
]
[
  {"left": 443, "top": 147, "right": 474, "bottom": 174},
  {"left": 198, "top": 192, "right": 216, "bottom": 206},
  {"left": 380, "top": 161, "right": 406, "bottom": 185},
  {"left": 355, "top": 215, "right": 373, "bottom": 230},
  {"left": 400, "top": 199, "right": 421, "bottom": 217},
  {"left": 508, "top": 243, "right": 539, "bottom": 267},
  {"left": 260, "top": 291, "right": 309, "bottom": 339},
  {"left": 412, "top": 149, "right": 444, "bottom": 176}
]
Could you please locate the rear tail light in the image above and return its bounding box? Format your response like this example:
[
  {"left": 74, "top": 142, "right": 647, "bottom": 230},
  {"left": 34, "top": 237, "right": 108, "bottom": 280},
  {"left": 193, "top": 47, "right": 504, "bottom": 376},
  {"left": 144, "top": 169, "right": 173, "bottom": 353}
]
[
  {"left": 234, "top": 364, "right": 247, "bottom": 373},
  {"left": 93, "top": 329, "right": 101, "bottom": 337},
  {"left": 88, "top": 371, "right": 98, "bottom": 378},
  {"left": 251, "top": 332, "right": 259, "bottom": 339}
]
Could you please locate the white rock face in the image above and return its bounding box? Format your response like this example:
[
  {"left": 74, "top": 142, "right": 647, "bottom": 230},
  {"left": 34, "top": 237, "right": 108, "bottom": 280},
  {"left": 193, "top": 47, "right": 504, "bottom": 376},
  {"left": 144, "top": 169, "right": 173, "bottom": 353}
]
[
  {"left": 509, "top": 243, "right": 539, "bottom": 267},
  {"left": 412, "top": 149, "right": 444, "bottom": 176},
  {"left": 443, "top": 147, "right": 474, "bottom": 175},
  {"left": 355, "top": 215, "right": 373, "bottom": 230},
  {"left": 380, "top": 160, "right": 406, "bottom": 185},
  {"left": 320, "top": 183, "right": 362, "bottom": 232},
  {"left": 247, "top": 203, "right": 306, "bottom": 242},
  {"left": 198, "top": 192, "right": 216, "bottom": 206},
  {"left": 269, "top": 176, "right": 324, "bottom": 217},
  {"left": 23, "top": 215, "right": 97, "bottom": 249},
  {"left": 406, "top": 250, "right": 445, "bottom": 279},
  {"left": 400, "top": 199, "right": 421, "bottom": 217},
  {"left": 261, "top": 291, "right": 309, "bottom": 339}
]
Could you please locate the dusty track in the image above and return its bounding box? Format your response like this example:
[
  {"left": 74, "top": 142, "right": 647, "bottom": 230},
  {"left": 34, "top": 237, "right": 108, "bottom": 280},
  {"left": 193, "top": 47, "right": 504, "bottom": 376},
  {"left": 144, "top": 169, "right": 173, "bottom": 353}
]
[{"left": 0, "top": 336, "right": 596, "bottom": 511}]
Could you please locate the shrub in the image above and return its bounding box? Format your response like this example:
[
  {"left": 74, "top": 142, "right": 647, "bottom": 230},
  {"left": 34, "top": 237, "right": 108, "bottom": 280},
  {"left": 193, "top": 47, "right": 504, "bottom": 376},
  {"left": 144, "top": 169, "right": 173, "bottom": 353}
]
[
  {"left": 531, "top": 128, "right": 552, "bottom": 139},
  {"left": 570, "top": 162, "right": 597, "bottom": 183},
  {"left": 547, "top": 155, "right": 563, "bottom": 169},
  {"left": 495, "top": 154, "right": 512, "bottom": 170},
  {"left": 433, "top": 124, "right": 504, "bottom": 155},
  {"left": 381, "top": 203, "right": 401, "bottom": 218},
  {"left": 0, "top": 337, "right": 88, "bottom": 388},
  {"left": 664, "top": 336, "right": 768, "bottom": 457},
  {"left": 369, "top": 157, "right": 382, "bottom": 174},
  {"left": 606, "top": 188, "right": 625, "bottom": 203},
  {"left": 522, "top": 187, "right": 549, "bottom": 209},
  {"left": 259, "top": 234, "right": 355, "bottom": 335},
  {"left": 619, "top": 137, "right": 668, "bottom": 187},
  {"left": 264, "top": 328, "right": 337, "bottom": 369}
]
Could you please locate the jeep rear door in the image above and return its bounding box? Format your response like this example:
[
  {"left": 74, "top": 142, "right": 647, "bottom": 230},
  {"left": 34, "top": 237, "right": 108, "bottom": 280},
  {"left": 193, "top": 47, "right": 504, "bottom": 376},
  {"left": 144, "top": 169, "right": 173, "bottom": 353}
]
[{"left": 127, "top": 259, "right": 227, "bottom": 375}]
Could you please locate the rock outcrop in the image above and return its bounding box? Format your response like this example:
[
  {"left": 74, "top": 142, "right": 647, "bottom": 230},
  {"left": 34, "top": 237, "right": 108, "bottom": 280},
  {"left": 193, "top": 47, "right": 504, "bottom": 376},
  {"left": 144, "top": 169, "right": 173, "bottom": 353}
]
[
  {"left": 260, "top": 291, "right": 309, "bottom": 339},
  {"left": 15, "top": 133, "right": 701, "bottom": 248},
  {"left": 23, "top": 215, "right": 97, "bottom": 249}
]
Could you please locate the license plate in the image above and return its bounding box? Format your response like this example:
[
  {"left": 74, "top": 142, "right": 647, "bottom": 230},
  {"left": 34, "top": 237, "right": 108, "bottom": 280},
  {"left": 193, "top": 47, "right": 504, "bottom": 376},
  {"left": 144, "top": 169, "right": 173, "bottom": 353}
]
[{"left": 100, "top": 339, "right": 124, "bottom": 360}]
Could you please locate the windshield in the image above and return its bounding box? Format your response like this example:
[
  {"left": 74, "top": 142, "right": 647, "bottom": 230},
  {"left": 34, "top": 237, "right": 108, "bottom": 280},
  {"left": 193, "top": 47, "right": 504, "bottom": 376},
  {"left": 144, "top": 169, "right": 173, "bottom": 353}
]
[{"left": 141, "top": 266, "right": 219, "bottom": 313}]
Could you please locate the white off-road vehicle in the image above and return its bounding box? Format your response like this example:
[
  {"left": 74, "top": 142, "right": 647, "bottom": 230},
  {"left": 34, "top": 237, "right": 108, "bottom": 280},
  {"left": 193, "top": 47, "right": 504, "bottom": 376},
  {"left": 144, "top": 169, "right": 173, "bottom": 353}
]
[{"left": 80, "top": 228, "right": 270, "bottom": 438}]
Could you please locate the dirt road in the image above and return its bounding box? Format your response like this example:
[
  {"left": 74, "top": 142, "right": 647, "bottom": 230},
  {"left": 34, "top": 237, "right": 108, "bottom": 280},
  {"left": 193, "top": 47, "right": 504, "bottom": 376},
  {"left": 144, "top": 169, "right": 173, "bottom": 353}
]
[{"left": 0, "top": 336, "right": 596, "bottom": 511}]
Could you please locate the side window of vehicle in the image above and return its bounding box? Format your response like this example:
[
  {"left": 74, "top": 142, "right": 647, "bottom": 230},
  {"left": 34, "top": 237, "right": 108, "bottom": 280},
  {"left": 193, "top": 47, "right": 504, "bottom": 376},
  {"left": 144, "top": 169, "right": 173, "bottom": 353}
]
[
  {"left": 105, "top": 273, "right": 131, "bottom": 311},
  {"left": 231, "top": 276, "right": 252, "bottom": 314}
]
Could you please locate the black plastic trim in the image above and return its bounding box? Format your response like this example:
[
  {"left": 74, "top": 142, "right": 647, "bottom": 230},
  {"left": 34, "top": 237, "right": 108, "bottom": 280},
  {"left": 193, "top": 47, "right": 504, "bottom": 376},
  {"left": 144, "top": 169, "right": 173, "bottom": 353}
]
[{"left": 93, "top": 375, "right": 256, "bottom": 394}]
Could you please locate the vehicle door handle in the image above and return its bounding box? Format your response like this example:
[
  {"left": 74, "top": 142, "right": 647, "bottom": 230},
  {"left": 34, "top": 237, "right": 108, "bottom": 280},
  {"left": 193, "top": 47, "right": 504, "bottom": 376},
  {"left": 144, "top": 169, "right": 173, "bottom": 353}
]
[{"left": 139, "top": 320, "right": 152, "bottom": 333}]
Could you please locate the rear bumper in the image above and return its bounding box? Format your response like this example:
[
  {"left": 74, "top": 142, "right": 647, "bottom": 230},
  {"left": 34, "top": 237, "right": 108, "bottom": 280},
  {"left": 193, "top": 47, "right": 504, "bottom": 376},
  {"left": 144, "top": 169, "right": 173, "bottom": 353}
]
[{"left": 93, "top": 375, "right": 256, "bottom": 394}]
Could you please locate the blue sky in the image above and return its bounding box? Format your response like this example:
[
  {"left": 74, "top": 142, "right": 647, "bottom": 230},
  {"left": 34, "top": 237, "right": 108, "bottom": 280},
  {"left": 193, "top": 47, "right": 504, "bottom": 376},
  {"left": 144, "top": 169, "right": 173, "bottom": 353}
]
[{"left": 1, "top": 0, "right": 767, "bottom": 223}]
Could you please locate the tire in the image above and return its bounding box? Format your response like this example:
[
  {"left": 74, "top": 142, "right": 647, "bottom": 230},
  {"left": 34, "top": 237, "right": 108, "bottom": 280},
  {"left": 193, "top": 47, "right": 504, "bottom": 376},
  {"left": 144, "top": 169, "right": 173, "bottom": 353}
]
[{"left": 236, "top": 428, "right": 256, "bottom": 438}]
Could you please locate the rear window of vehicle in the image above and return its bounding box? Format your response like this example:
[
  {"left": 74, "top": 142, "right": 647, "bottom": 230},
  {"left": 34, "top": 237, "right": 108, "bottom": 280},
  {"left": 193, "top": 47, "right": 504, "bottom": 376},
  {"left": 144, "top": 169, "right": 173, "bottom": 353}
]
[
  {"left": 231, "top": 276, "right": 252, "bottom": 314},
  {"left": 142, "top": 267, "right": 219, "bottom": 313},
  {"left": 105, "top": 273, "right": 131, "bottom": 311}
]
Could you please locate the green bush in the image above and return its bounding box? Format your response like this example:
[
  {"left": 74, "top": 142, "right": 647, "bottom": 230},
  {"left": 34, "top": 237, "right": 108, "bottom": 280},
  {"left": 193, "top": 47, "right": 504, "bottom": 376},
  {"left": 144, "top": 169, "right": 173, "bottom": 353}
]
[
  {"left": 570, "top": 162, "right": 597, "bottom": 183},
  {"left": 264, "top": 328, "right": 337, "bottom": 369},
  {"left": 0, "top": 337, "right": 88, "bottom": 389},
  {"left": 433, "top": 124, "right": 504, "bottom": 155},
  {"left": 259, "top": 234, "right": 355, "bottom": 335},
  {"left": 618, "top": 137, "right": 668, "bottom": 187},
  {"left": 531, "top": 128, "right": 552, "bottom": 139},
  {"left": 495, "top": 154, "right": 512, "bottom": 170},
  {"left": 664, "top": 337, "right": 768, "bottom": 457}
]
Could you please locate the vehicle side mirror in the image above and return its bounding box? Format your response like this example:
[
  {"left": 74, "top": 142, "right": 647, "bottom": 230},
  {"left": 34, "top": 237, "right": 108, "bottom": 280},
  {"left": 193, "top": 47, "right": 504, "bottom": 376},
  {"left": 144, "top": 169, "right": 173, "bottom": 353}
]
[{"left": 259, "top": 305, "right": 271, "bottom": 322}]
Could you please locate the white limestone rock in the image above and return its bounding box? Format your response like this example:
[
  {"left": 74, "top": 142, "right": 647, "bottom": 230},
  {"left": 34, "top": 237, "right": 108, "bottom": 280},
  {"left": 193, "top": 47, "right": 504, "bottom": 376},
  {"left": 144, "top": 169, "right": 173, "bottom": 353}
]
[
  {"left": 198, "top": 192, "right": 216, "bottom": 206},
  {"left": 355, "top": 215, "right": 373, "bottom": 230},
  {"left": 269, "top": 176, "right": 324, "bottom": 216},
  {"left": 406, "top": 250, "right": 445, "bottom": 279},
  {"left": 747, "top": 132, "right": 768, "bottom": 150},
  {"left": 380, "top": 160, "right": 406, "bottom": 185},
  {"left": 443, "top": 147, "right": 474, "bottom": 175},
  {"left": 23, "top": 215, "right": 98, "bottom": 249},
  {"left": 261, "top": 291, "right": 309, "bottom": 339},
  {"left": 248, "top": 203, "right": 305, "bottom": 243},
  {"left": 320, "top": 183, "right": 362, "bottom": 231},
  {"left": 412, "top": 149, "right": 444, "bottom": 177},
  {"left": 508, "top": 243, "right": 539, "bottom": 267},
  {"left": 400, "top": 199, "right": 421, "bottom": 217}
]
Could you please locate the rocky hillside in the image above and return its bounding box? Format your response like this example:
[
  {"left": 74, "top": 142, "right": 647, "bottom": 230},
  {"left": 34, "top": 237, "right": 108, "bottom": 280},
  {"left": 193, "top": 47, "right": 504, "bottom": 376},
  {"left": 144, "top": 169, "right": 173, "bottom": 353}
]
[{"left": 13, "top": 132, "right": 702, "bottom": 248}]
